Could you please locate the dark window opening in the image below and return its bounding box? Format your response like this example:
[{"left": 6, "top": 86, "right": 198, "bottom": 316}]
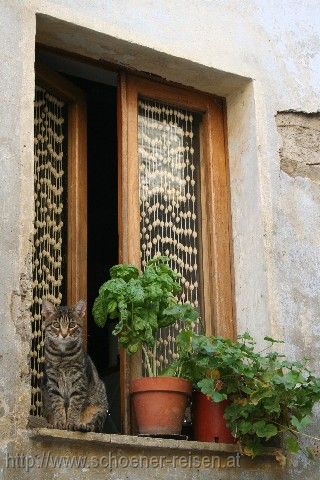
[{"left": 66, "top": 75, "right": 120, "bottom": 433}]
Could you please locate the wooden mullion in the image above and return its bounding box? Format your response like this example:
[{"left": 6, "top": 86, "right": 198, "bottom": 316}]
[
  {"left": 207, "top": 100, "right": 235, "bottom": 339},
  {"left": 199, "top": 109, "right": 215, "bottom": 336},
  {"left": 118, "top": 73, "right": 144, "bottom": 434},
  {"left": 67, "top": 99, "right": 87, "bottom": 342},
  {"left": 117, "top": 72, "right": 131, "bottom": 434}
]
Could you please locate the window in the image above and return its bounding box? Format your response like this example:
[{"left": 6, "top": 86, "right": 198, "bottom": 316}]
[
  {"left": 119, "top": 74, "right": 234, "bottom": 433},
  {"left": 31, "top": 65, "right": 87, "bottom": 416},
  {"left": 31, "top": 53, "right": 234, "bottom": 435},
  {"left": 138, "top": 97, "right": 203, "bottom": 375}
]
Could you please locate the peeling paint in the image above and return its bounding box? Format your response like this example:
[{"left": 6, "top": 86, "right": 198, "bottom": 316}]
[{"left": 276, "top": 112, "right": 320, "bottom": 182}]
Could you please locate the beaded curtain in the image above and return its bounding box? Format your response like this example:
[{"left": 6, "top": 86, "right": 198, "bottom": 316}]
[
  {"left": 31, "top": 86, "right": 66, "bottom": 415},
  {"left": 138, "top": 98, "right": 202, "bottom": 375}
]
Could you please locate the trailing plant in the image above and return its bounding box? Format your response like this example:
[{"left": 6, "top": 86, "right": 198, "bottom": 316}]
[
  {"left": 92, "top": 256, "right": 198, "bottom": 377},
  {"left": 168, "top": 330, "right": 320, "bottom": 458}
]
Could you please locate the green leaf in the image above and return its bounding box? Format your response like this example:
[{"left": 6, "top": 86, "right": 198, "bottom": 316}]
[
  {"left": 192, "top": 335, "right": 215, "bottom": 354},
  {"left": 176, "top": 329, "right": 192, "bottom": 351},
  {"left": 118, "top": 336, "right": 128, "bottom": 347},
  {"left": 127, "top": 279, "right": 145, "bottom": 303},
  {"left": 211, "top": 391, "right": 228, "bottom": 402},
  {"left": 104, "top": 278, "right": 127, "bottom": 296},
  {"left": 262, "top": 397, "right": 281, "bottom": 414},
  {"left": 128, "top": 343, "right": 140, "bottom": 354},
  {"left": 253, "top": 421, "right": 278, "bottom": 440},
  {"left": 92, "top": 295, "right": 108, "bottom": 327},
  {"left": 197, "top": 378, "right": 214, "bottom": 394},
  {"left": 238, "top": 420, "right": 253, "bottom": 434},
  {"left": 132, "top": 316, "right": 147, "bottom": 331},
  {"left": 239, "top": 331, "right": 253, "bottom": 341},
  {"left": 241, "top": 438, "right": 264, "bottom": 458},
  {"left": 98, "top": 282, "right": 110, "bottom": 295},
  {"left": 305, "top": 447, "right": 316, "bottom": 460},
  {"left": 241, "top": 385, "right": 254, "bottom": 395},
  {"left": 106, "top": 299, "right": 118, "bottom": 315},
  {"left": 144, "top": 283, "right": 163, "bottom": 300},
  {"left": 181, "top": 304, "right": 199, "bottom": 323},
  {"left": 118, "top": 301, "right": 129, "bottom": 322},
  {"left": 250, "top": 388, "right": 274, "bottom": 405},
  {"left": 264, "top": 336, "right": 284, "bottom": 344},
  {"left": 146, "top": 255, "right": 170, "bottom": 266},
  {"left": 160, "top": 304, "right": 198, "bottom": 327},
  {"left": 160, "top": 362, "right": 179, "bottom": 377},
  {"left": 290, "top": 415, "right": 312, "bottom": 431},
  {"left": 141, "top": 265, "right": 158, "bottom": 284},
  {"left": 144, "top": 310, "right": 158, "bottom": 330},
  {"left": 286, "top": 436, "right": 300, "bottom": 454},
  {"left": 112, "top": 319, "right": 123, "bottom": 335},
  {"left": 110, "top": 264, "right": 140, "bottom": 281},
  {"left": 273, "top": 371, "right": 305, "bottom": 388},
  {"left": 197, "top": 378, "right": 227, "bottom": 402}
]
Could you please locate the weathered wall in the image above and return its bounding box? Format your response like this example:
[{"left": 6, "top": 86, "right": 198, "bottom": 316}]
[
  {"left": 0, "top": 0, "right": 319, "bottom": 479},
  {"left": 0, "top": 0, "right": 35, "bottom": 460}
]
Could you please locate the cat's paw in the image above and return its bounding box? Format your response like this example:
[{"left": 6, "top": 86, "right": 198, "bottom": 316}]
[
  {"left": 77, "top": 423, "right": 95, "bottom": 433},
  {"left": 66, "top": 421, "right": 78, "bottom": 431},
  {"left": 65, "top": 421, "right": 92, "bottom": 432},
  {"left": 52, "top": 420, "right": 66, "bottom": 430}
]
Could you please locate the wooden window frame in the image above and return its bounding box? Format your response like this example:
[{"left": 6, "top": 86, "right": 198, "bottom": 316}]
[
  {"left": 35, "top": 53, "right": 234, "bottom": 434},
  {"left": 118, "top": 72, "right": 235, "bottom": 434},
  {"left": 35, "top": 64, "right": 88, "bottom": 338}
]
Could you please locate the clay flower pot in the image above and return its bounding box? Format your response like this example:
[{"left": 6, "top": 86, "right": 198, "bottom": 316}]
[
  {"left": 130, "top": 376, "right": 192, "bottom": 435},
  {"left": 193, "top": 391, "right": 236, "bottom": 443}
]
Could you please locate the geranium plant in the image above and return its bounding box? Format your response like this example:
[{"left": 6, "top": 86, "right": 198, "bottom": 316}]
[
  {"left": 92, "top": 256, "right": 198, "bottom": 377},
  {"left": 169, "top": 330, "right": 320, "bottom": 458}
]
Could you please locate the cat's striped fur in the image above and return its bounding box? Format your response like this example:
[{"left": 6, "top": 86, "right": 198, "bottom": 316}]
[{"left": 42, "top": 300, "right": 108, "bottom": 432}]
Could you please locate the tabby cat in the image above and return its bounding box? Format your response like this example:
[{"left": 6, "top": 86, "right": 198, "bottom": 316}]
[{"left": 42, "top": 299, "right": 108, "bottom": 432}]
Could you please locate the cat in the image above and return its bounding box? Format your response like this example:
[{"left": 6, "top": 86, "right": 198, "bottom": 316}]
[{"left": 41, "top": 299, "right": 108, "bottom": 432}]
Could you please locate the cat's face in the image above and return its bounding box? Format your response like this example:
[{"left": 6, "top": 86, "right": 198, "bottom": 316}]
[{"left": 42, "top": 300, "right": 86, "bottom": 343}]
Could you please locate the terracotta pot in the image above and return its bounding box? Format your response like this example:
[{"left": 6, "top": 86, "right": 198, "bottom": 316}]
[
  {"left": 193, "top": 391, "right": 236, "bottom": 443},
  {"left": 130, "top": 376, "right": 192, "bottom": 435}
]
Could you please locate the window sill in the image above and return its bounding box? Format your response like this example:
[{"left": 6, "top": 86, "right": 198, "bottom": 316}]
[{"left": 28, "top": 427, "right": 281, "bottom": 459}]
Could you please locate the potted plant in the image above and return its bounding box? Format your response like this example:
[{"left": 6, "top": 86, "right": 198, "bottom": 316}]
[
  {"left": 169, "top": 329, "right": 320, "bottom": 459},
  {"left": 92, "top": 256, "right": 198, "bottom": 435},
  {"left": 163, "top": 327, "right": 236, "bottom": 443}
]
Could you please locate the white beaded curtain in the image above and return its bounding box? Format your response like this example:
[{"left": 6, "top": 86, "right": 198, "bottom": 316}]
[
  {"left": 31, "top": 85, "right": 66, "bottom": 416},
  {"left": 138, "top": 98, "right": 203, "bottom": 375}
]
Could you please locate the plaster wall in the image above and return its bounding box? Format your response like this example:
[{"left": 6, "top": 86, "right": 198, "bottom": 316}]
[{"left": 0, "top": 1, "right": 319, "bottom": 479}]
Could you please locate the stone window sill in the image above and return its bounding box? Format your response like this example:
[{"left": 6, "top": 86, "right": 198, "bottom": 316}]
[{"left": 28, "top": 427, "right": 281, "bottom": 459}]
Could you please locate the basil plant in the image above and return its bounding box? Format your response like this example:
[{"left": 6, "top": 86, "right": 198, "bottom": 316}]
[{"left": 93, "top": 256, "right": 198, "bottom": 377}]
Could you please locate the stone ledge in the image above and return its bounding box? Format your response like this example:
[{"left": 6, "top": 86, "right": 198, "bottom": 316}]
[{"left": 28, "top": 428, "right": 281, "bottom": 458}]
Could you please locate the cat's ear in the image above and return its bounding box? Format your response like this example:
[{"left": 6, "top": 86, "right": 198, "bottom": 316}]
[
  {"left": 42, "top": 300, "right": 56, "bottom": 320},
  {"left": 74, "top": 299, "right": 87, "bottom": 319}
]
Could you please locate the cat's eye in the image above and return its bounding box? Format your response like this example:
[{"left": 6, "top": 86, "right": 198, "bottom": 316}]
[
  {"left": 52, "top": 322, "right": 60, "bottom": 328},
  {"left": 69, "top": 322, "right": 76, "bottom": 329}
]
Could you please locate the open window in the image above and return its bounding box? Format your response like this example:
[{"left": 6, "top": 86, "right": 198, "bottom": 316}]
[
  {"left": 31, "top": 50, "right": 234, "bottom": 435},
  {"left": 118, "top": 74, "right": 234, "bottom": 433},
  {"left": 31, "top": 64, "right": 87, "bottom": 416}
]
